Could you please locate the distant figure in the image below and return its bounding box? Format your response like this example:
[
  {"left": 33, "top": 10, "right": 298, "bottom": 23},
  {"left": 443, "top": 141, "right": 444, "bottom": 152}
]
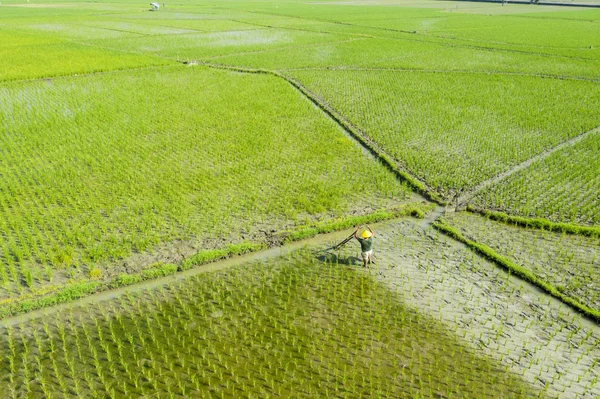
[
  {"left": 354, "top": 225, "right": 375, "bottom": 267},
  {"left": 150, "top": 2, "right": 160, "bottom": 11}
]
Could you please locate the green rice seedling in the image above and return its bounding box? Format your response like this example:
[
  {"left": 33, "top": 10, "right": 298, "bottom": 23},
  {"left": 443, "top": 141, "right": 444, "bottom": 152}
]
[
  {"left": 0, "top": 63, "right": 407, "bottom": 304},
  {"left": 21, "top": 268, "right": 33, "bottom": 289},
  {"left": 473, "top": 132, "right": 600, "bottom": 225},
  {"left": 287, "top": 69, "right": 600, "bottom": 200},
  {"left": 444, "top": 212, "right": 600, "bottom": 314},
  {"left": 3, "top": 213, "right": 598, "bottom": 398}
]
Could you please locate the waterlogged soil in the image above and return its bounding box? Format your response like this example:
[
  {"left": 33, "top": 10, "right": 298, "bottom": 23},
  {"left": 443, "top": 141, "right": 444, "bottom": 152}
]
[
  {"left": 443, "top": 212, "right": 600, "bottom": 312},
  {"left": 329, "top": 219, "right": 600, "bottom": 399},
  {"left": 0, "top": 225, "right": 541, "bottom": 399}
]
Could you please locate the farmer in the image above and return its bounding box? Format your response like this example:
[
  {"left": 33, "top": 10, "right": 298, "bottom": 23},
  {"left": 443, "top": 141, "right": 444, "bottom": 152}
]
[{"left": 354, "top": 225, "right": 375, "bottom": 267}]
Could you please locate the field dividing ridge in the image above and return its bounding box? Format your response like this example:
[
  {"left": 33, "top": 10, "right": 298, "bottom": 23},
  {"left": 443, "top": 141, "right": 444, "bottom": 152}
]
[
  {"left": 456, "top": 125, "right": 600, "bottom": 208},
  {"left": 278, "top": 71, "right": 444, "bottom": 203},
  {"left": 3, "top": 2, "right": 600, "bottom": 397},
  {"left": 287, "top": 69, "right": 600, "bottom": 201},
  {"left": 442, "top": 212, "right": 600, "bottom": 315},
  {"left": 0, "top": 65, "right": 410, "bottom": 304},
  {"left": 195, "top": 62, "right": 444, "bottom": 203},
  {"left": 433, "top": 218, "right": 600, "bottom": 322},
  {"left": 278, "top": 66, "right": 600, "bottom": 83}
]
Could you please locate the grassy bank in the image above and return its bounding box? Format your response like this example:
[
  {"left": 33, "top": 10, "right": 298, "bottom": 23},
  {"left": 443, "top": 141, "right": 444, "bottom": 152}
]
[
  {"left": 0, "top": 203, "right": 431, "bottom": 319},
  {"left": 433, "top": 219, "right": 600, "bottom": 323},
  {"left": 468, "top": 207, "right": 600, "bottom": 237}
]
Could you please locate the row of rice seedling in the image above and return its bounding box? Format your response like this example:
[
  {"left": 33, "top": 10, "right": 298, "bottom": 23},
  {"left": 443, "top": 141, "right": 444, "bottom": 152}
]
[
  {"left": 472, "top": 131, "right": 600, "bottom": 225},
  {"left": 0, "top": 248, "right": 538, "bottom": 398},
  {"left": 0, "top": 35, "right": 172, "bottom": 82},
  {"left": 0, "top": 5, "right": 177, "bottom": 81},
  {"left": 442, "top": 212, "right": 599, "bottom": 312},
  {"left": 79, "top": 18, "right": 260, "bottom": 34},
  {"left": 0, "top": 4, "right": 286, "bottom": 83},
  {"left": 360, "top": 13, "right": 600, "bottom": 52},
  {"left": 213, "top": 36, "right": 600, "bottom": 79},
  {"left": 17, "top": 23, "right": 138, "bottom": 41},
  {"left": 287, "top": 69, "right": 600, "bottom": 199},
  {"left": 0, "top": 29, "right": 62, "bottom": 48},
  {"left": 332, "top": 219, "right": 599, "bottom": 398},
  {"left": 77, "top": 28, "right": 349, "bottom": 64},
  {"left": 83, "top": 0, "right": 599, "bottom": 74},
  {"left": 223, "top": 1, "right": 599, "bottom": 58},
  {"left": 0, "top": 65, "right": 408, "bottom": 300},
  {"left": 231, "top": 1, "right": 440, "bottom": 23}
]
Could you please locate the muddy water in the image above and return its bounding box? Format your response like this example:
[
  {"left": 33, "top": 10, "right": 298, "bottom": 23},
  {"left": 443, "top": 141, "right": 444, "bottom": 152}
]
[
  {"left": 418, "top": 204, "right": 445, "bottom": 228},
  {"left": 331, "top": 219, "right": 599, "bottom": 399}
]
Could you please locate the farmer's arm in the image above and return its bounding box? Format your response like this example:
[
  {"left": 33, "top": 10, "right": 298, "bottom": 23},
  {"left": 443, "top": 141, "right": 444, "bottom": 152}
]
[
  {"left": 367, "top": 224, "right": 375, "bottom": 237},
  {"left": 354, "top": 226, "right": 360, "bottom": 239}
]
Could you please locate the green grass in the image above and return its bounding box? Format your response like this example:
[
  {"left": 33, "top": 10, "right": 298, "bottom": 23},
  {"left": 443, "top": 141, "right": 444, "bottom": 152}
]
[
  {"left": 283, "top": 202, "right": 435, "bottom": 242},
  {"left": 468, "top": 206, "right": 600, "bottom": 236},
  {"left": 0, "top": 204, "right": 432, "bottom": 319},
  {"left": 0, "top": 65, "right": 408, "bottom": 300},
  {"left": 0, "top": 251, "right": 538, "bottom": 398},
  {"left": 433, "top": 218, "right": 600, "bottom": 322}
]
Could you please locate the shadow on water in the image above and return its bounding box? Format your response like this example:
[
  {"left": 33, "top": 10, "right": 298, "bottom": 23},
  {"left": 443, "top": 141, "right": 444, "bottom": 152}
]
[{"left": 316, "top": 251, "right": 363, "bottom": 267}]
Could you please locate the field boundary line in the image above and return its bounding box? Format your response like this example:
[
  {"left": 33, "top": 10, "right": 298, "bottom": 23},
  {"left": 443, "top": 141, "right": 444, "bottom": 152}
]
[
  {"left": 0, "top": 37, "right": 354, "bottom": 85},
  {"left": 0, "top": 64, "right": 177, "bottom": 86},
  {"left": 0, "top": 207, "right": 429, "bottom": 325},
  {"left": 455, "top": 125, "right": 600, "bottom": 208},
  {"left": 207, "top": 6, "right": 598, "bottom": 62},
  {"left": 433, "top": 219, "right": 600, "bottom": 324},
  {"left": 466, "top": 207, "right": 600, "bottom": 237},
  {"left": 227, "top": 18, "right": 373, "bottom": 38},
  {"left": 78, "top": 17, "right": 264, "bottom": 36},
  {"left": 455, "top": 0, "right": 600, "bottom": 8},
  {"left": 278, "top": 66, "right": 600, "bottom": 83},
  {"left": 426, "top": 31, "right": 599, "bottom": 55},
  {"left": 196, "top": 61, "right": 444, "bottom": 204},
  {"left": 279, "top": 72, "right": 443, "bottom": 204},
  {"left": 203, "top": 37, "right": 368, "bottom": 61},
  {"left": 334, "top": 23, "right": 599, "bottom": 62}
]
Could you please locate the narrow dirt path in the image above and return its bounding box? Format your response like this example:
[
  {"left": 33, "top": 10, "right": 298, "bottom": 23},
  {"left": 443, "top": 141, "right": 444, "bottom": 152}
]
[{"left": 455, "top": 125, "right": 600, "bottom": 208}]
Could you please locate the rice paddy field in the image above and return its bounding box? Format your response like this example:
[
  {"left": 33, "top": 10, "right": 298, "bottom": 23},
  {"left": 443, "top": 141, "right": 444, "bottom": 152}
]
[{"left": 1, "top": 0, "right": 599, "bottom": 397}]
